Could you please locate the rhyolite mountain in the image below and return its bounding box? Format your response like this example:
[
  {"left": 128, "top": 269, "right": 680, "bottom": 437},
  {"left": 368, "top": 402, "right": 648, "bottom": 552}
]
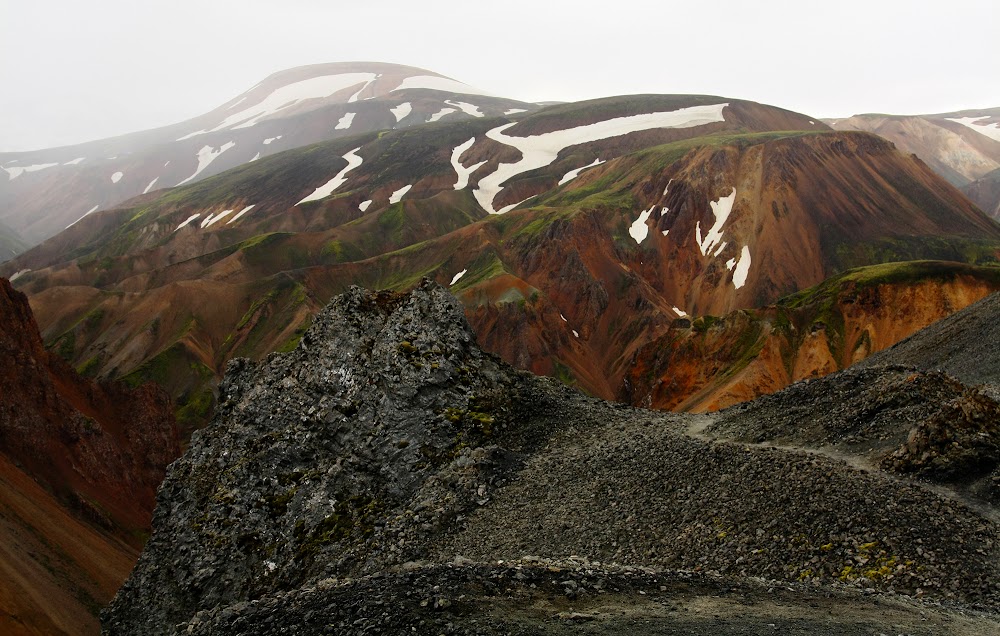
[
  {"left": 0, "top": 277, "right": 180, "bottom": 636},
  {"left": 621, "top": 260, "right": 1000, "bottom": 412},
  {"left": 102, "top": 281, "right": 1000, "bottom": 635},
  {"left": 5, "top": 90, "right": 1000, "bottom": 422},
  {"left": 828, "top": 107, "right": 1000, "bottom": 219},
  {"left": 0, "top": 62, "right": 537, "bottom": 245}
]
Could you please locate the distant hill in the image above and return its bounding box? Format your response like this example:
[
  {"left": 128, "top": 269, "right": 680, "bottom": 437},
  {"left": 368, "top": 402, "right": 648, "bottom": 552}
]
[
  {"left": 827, "top": 107, "right": 1000, "bottom": 219},
  {"left": 5, "top": 89, "right": 999, "bottom": 422},
  {"left": 0, "top": 62, "right": 537, "bottom": 244}
]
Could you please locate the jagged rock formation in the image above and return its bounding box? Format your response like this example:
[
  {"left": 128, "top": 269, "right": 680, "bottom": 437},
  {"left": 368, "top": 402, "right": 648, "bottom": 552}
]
[
  {"left": 0, "top": 277, "right": 181, "bottom": 635},
  {"left": 103, "top": 282, "right": 1000, "bottom": 635}
]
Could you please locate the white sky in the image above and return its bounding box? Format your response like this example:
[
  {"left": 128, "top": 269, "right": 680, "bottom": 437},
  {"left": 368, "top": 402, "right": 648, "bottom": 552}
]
[{"left": 1, "top": 0, "right": 998, "bottom": 152}]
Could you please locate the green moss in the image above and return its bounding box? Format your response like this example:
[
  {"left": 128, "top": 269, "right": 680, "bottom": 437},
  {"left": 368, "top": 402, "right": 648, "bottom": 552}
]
[
  {"left": 553, "top": 360, "right": 577, "bottom": 386},
  {"left": 176, "top": 386, "right": 215, "bottom": 429},
  {"left": 276, "top": 317, "right": 312, "bottom": 353},
  {"left": 293, "top": 495, "right": 383, "bottom": 563},
  {"left": 76, "top": 356, "right": 101, "bottom": 378},
  {"left": 53, "top": 331, "right": 76, "bottom": 361}
]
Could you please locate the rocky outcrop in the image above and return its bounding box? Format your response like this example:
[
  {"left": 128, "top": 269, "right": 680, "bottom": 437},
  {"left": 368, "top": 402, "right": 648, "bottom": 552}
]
[
  {"left": 0, "top": 277, "right": 180, "bottom": 530},
  {"left": 0, "top": 276, "right": 181, "bottom": 635},
  {"left": 104, "top": 282, "right": 1000, "bottom": 635}
]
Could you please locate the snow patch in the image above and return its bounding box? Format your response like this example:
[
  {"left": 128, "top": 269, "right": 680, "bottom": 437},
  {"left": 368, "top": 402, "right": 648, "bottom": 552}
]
[
  {"left": 3, "top": 163, "right": 59, "bottom": 180},
  {"left": 227, "top": 205, "right": 256, "bottom": 224},
  {"left": 199, "top": 212, "right": 218, "bottom": 228},
  {"left": 347, "top": 74, "right": 379, "bottom": 103},
  {"left": 250, "top": 152, "right": 261, "bottom": 161},
  {"left": 9, "top": 269, "right": 30, "bottom": 282},
  {"left": 177, "top": 142, "right": 236, "bottom": 186},
  {"left": 505, "top": 108, "right": 527, "bottom": 115},
  {"left": 66, "top": 204, "right": 100, "bottom": 229},
  {"left": 175, "top": 213, "right": 201, "bottom": 231},
  {"left": 445, "top": 100, "right": 484, "bottom": 118},
  {"left": 203, "top": 209, "right": 234, "bottom": 228},
  {"left": 713, "top": 241, "right": 727, "bottom": 257},
  {"left": 176, "top": 129, "right": 209, "bottom": 141},
  {"left": 560, "top": 314, "right": 567, "bottom": 322},
  {"left": 450, "top": 137, "right": 487, "bottom": 190},
  {"left": 473, "top": 103, "right": 728, "bottom": 214},
  {"left": 390, "top": 102, "right": 412, "bottom": 123},
  {"left": 558, "top": 158, "right": 605, "bottom": 185},
  {"left": 111, "top": 171, "right": 123, "bottom": 183},
  {"left": 335, "top": 112, "right": 356, "bottom": 130},
  {"left": 663, "top": 178, "right": 673, "bottom": 196},
  {"left": 359, "top": 199, "right": 372, "bottom": 212},
  {"left": 296, "top": 147, "right": 364, "bottom": 205},
  {"left": 64, "top": 157, "right": 85, "bottom": 165},
  {"left": 143, "top": 177, "right": 159, "bottom": 194},
  {"left": 217, "top": 73, "right": 378, "bottom": 131},
  {"left": 672, "top": 306, "right": 687, "bottom": 317},
  {"left": 391, "top": 75, "right": 493, "bottom": 97},
  {"left": 572, "top": 330, "right": 580, "bottom": 338},
  {"left": 697, "top": 188, "right": 736, "bottom": 256},
  {"left": 389, "top": 184, "right": 412, "bottom": 204},
  {"left": 427, "top": 107, "right": 456, "bottom": 123},
  {"left": 263, "top": 136, "right": 282, "bottom": 145},
  {"left": 450, "top": 269, "right": 467, "bottom": 285},
  {"left": 732, "top": 245, "right": 752, "bottom": 289},
  {"left": 726, "top": 257, "right": 736, "bottom": 271},
  {"left": 629, "top": 206, "right": 654, "bottom": 244},
  {"left": 946, "top": 116, "right": 1000, "bottom": 143},
  {"left": 662, "top": 230, "right": 669, "bottom": 236}
]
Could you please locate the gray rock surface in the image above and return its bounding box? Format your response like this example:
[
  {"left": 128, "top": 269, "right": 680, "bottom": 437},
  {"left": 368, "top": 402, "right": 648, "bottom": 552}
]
[
  {"left": 102, "top": 281, "right": 1000, "bottom": 635},
  {"left": 857, "top": 291, "right": 1000, "bottom": 390}
]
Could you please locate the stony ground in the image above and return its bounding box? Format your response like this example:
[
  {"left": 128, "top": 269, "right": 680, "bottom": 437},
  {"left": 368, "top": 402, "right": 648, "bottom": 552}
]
[
  {"left": 101, "top": 282, "right": 1000, "bottom": 635},
  {"left": 178, "top": 561, "right": 1000, "bottom": 636}
]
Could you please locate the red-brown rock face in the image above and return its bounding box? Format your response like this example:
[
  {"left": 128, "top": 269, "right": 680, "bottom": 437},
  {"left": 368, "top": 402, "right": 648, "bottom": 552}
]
[{"left": 0, "top": 276, "right": 180, "bottom": 531}]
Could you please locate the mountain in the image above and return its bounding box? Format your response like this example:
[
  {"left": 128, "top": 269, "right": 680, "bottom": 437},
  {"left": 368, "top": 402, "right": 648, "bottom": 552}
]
[
  {"left": 857, "top": 287, "right": 1000, "bottom": 388},
  {"left": 827, "top": 107, "right": 1000, "bottom": 219},
  {"left": 0, "top": 219, "right": 28, "bottom": 263},
  {"left": 621, "top": 260, "right": 1000, "bottom": 412},
  {"left": 5, "top": 93, "right": 998, "bottom": 421},
  {"left": 0, "top": 62, "right": 537, "bottom": 245},
  {"left": 964, "top": 167, "right": 1000, "bottom": 218},
  {"left": 102, "top": 281, "right": 1000, "bottom": 634},
  {"left": 0, "top": 277, "right": 181, "bottom": 635}
]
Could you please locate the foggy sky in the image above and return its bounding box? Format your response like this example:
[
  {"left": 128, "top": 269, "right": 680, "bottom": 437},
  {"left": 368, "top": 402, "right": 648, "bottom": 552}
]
[{"left": 1, "top": 0, "right": 998, "bottom": 152}]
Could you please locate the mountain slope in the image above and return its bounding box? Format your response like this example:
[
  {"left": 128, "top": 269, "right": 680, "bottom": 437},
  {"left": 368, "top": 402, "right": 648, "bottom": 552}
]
[
  {"left": 828, "top": 107, "right": 1000, "bottom": 219},
  {"left": 0, "top": 220, "right": 27, "bottom": 263},
  {"left": 856, "top": 289, "right": 1000, "bottom": 389},
  {"left": 0, "top": 277, "right": 181, "bottom": 635},
  {"left": 102, "top": 282, "right": 1000, "bottom": 634},
  {"left": 0, "top": 62, "right": 537, "bottom": 244},
  {"left": 5, "top": 96, "right": 999, "bottom": 416},
  {"left": 621, "top": 261, "right": 1000, "bottom": 412}
]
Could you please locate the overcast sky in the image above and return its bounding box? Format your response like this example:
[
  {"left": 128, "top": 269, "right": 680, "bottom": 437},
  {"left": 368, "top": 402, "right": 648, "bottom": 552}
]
[{"left": 1, "top": 0, "right": 998, "bottom": 152}]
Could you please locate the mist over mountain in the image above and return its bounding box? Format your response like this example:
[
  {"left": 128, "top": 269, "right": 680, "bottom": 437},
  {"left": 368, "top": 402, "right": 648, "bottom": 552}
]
[{"left": 1, "top": 59, "right": 1000, "bottom": 636}]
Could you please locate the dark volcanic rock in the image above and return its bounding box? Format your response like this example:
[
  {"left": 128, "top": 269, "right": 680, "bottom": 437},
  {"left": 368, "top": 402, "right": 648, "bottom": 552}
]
[
  {"left": 103, "top": 280, "right": 563, "bottom": 634},
  {"left": 103, "top": 281, "right": 1000, "bottom": 635}
]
